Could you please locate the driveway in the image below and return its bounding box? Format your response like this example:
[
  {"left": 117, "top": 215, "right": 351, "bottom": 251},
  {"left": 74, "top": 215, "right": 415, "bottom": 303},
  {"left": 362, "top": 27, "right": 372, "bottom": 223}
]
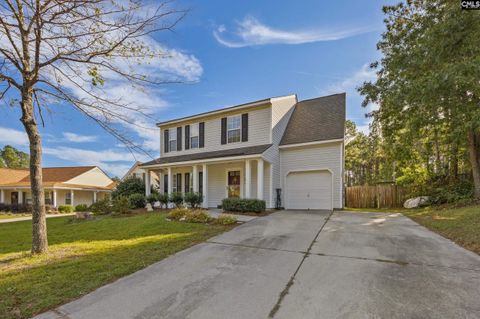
[{"left": 36, "top": 210, "right": 480, "bottom": 319}]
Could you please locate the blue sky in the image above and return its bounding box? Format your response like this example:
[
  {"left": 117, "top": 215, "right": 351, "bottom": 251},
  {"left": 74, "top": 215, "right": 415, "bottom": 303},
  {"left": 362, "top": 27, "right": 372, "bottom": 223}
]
[{"left": 0, "top": 0, "right": 392, "bottom": 177}]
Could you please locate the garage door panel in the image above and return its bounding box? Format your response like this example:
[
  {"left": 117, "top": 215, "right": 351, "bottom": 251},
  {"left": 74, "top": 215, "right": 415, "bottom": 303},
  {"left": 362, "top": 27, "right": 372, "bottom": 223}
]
[{"left": 286, "top": 171, "right": 332, "bottom": 210}]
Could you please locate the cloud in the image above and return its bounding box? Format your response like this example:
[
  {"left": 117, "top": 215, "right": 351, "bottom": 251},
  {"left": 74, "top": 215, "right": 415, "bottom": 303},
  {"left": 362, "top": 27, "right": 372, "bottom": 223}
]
[
  {"left": 63, "top": 132, "right": 98, "bottom": 143},
  {"left": 213, "top": 16, "right": 371, "bottom": 48},
  {"left": 0, "top": 126, "right": 29, "bottom": 146}
]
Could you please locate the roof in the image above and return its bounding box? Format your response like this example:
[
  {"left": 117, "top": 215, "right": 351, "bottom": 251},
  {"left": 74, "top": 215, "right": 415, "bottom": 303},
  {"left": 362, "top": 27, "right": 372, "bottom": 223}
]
[
  {"left": 0, "top": 166, "right": 115, "bottom": 190},
  {"left": 280, "top": 93, "right": 346, "bottom": 146},
  {"left": 156, "top": 94, "right": 296, "bottom": 127},
  {"left": 142, "top": 144, "right": 272, "bottom": 166}
]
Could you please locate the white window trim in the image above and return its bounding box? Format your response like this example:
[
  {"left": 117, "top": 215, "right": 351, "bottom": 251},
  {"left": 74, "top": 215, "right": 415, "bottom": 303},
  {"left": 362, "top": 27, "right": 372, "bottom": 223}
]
[
  {"left": 190, "top": 123, "right": 199, "bottom": 149},
  {"left": 169, "top": 129, "right": 177, "bottom": 152},
  {"left": 227, "top": 115, "right": 241, "bottom": 144}
]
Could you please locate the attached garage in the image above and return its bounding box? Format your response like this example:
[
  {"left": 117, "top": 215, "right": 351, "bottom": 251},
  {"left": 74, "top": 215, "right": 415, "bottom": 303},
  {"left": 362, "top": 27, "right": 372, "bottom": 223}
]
[{"left": 285, "top": 170, "right": 333, "bottom": 210}]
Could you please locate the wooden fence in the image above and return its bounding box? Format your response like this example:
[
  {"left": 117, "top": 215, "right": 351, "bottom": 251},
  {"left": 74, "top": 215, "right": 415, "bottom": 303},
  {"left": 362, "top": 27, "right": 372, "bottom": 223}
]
[{"left": 345, "top": 185, "right": 408, "bottom": 208}]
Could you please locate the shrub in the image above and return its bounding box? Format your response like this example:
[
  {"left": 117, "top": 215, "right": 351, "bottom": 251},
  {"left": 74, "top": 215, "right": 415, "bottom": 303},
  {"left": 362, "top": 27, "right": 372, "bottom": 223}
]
[
  {"left": 89, "top": 199, "right": 112, "bottom": 215},
  {"left": 112, "top": 197, "right": 131, "bottom": 214},
  {"left": 184, "top": 192, "right": 203, "bottom": 208},
  {"left": 75, "top": 204, "right": 88, "bottom": 212},
  {"left": 0, "top": 203, "right": 32, "bottom": 213},
  {"left": 215, "top": 214, "right": 237, "bottom": 225},
  {"left": 169, "top": 192, "right": 184, "bottom": 208},
  {"left": 426, "top": 179, "right": 474, "bottom": 205},
  {"left": 222, "top": 198, "right": 266, "bottom": 213},
  {"left": 45, "top": 204, "right": 57, "bottom": 213},
  {"left": 128, "top": 193, "right": 146, "bottom": 209},
  {"left": 112, "top": 176, "right": 145, "bottom": 199},
  {"left": 184, "top": 210, "right": 210, "bottom": 223},
  {"left": 158, "top": 193, "right": 169, "bottom": 208},
  {"left": 58, "top": 205, "right": 74, "bottom": 213},
  {"left": 167, "top": 208, "right": 189, "bottom": 221},
  {"left": 146, "top": 193, "right": 159, "bottom": 205}
]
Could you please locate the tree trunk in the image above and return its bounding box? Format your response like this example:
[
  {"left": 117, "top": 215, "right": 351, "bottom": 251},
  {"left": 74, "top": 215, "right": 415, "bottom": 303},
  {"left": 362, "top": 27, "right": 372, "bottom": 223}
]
[
  {"left": 20, "top": 86, "right": 48, "bottom": 254},
  {"left": 467, "top": 129, "right": 480, "bottom": 200}
]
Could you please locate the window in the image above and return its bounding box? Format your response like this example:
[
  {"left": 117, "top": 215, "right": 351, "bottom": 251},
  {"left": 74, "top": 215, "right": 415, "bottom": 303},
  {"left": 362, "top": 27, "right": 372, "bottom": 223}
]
[
  {"left": 65, "top": 192, "right": 72, "bottom": 205},
  {"left": 169, "top": 129, "right": 177, "bottom": 151},
  {"left": 173, "top": 173, "right": 182, "bottom": 192},
  {"left": 227, "top": 115, "right": 241, "bottom": 143},
  {"left": 190, "top": 123, "right": 199, "bottom": 149}
]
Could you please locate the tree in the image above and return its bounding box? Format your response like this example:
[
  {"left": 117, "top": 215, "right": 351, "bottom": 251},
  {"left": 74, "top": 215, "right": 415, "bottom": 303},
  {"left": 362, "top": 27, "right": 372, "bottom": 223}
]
[
  {"left": 0, "top": 145, "right": 29, "bottom": 168},
  {"left": 0, "top": 1, "right": 186, "bottom": 253},
  {"left": 112, "top": 176, "right": 145, "bottom": 199},
  {"left": 359, "top": 1, "right": 480, "bottom": 198}
]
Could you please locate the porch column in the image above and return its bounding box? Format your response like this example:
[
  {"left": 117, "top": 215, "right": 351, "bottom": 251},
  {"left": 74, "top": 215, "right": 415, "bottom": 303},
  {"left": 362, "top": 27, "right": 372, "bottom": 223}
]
[
  {"left": 18, "top": 190, "right": 23, "bottom": 204},
  {"left": 0, "top": 189, "right": 4, "bottom": 203},
  {"left": 245, "top": 159, "right": 252, "bottom": 198},
  {"left": 257, "top": 159, "right": 264, "bottom": 200},
  {"left": 93, "top": 191, "right": 97, "bottom": 203},
  {"left": 70, "top": 190, "right": 74, "bottom": 206},
  {"left": 167, "top": 167, "right": 173, "bottom": 194},
  {"left": 145, "top": 169, "right": 151, "bottom": 197},
  {"left": 202, "top": 164, "right": 208, "bottom": 208},
  {"left": 192, "top": 165, "right": 199, "bottom": 192},
  {"left": 53, "top": 190, "right": 57, "bottom": 207}
]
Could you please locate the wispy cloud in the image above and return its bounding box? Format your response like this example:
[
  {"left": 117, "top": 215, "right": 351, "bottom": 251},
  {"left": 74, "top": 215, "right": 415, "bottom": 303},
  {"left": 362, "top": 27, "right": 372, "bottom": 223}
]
[
  {"left": 0, "top": 127, "right": 28, "bottom": 146},
  {"left": 63, "top": 132, "right": 98, "bottom": 143},
  {"left": 213, "top": 16, "right": 371, "bottom": 48}
]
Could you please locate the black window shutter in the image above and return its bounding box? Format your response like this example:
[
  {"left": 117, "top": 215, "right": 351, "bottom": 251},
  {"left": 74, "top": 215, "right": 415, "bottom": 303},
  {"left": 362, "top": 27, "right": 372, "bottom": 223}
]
[
  {"left": 221, "top": 117, "right": 227, "bottom": 144},
  {"left": 164, "top": 174, "right": 168, "bottom": 194},
  {"left": 242, "top": 113, "right": 248, "bottom": 142},
  {"left": 177, "top": 127, "right": 182, "bottom": 151},
  {"left": 185, "top": 125, "right": 190, "bottom": 150},
  {"left": 185, "top": 173, "right": 190, "bottom": 193},
  {"left": 199, "top": 122, "right": 205, "bottom": 148},
  {"left": 177, "top": 174, "right": 182, "bottom": 192},
  {"left": 164, "top": 129, "right": 169, "bottom": 153},
  {"left": 199, "top": 171, "right": 203, "bottom": 195}
]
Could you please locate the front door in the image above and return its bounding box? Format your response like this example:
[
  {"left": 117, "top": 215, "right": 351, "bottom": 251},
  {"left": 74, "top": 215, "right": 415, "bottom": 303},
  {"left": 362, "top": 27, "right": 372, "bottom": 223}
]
[
  {"left": 11, "top": 192, "right": 18, "bottom": 204},
  {"left": 227, "top": 171, "right": 241, "bottom": 198}
]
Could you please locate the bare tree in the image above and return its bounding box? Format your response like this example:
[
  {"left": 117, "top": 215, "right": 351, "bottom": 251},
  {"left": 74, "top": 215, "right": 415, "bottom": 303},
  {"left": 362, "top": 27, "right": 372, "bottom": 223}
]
[{"left": 0, "top": 0, "right": 187, "bottom": 253}]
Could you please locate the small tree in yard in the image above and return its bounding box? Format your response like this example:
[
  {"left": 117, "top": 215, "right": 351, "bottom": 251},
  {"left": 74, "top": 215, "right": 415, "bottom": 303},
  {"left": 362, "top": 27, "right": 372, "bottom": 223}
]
[
  {"left": 112, "top": 177, "right": 145, "bottom": 199},
  {"left": 0, "top": 1, "right": 187, "bottom": 253}
]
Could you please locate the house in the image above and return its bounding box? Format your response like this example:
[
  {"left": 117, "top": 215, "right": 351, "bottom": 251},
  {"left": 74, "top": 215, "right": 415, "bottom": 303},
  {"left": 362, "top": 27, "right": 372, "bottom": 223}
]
[
  {"left": 0, "top": 166, "right": 115, "bottom": 207},
  {"left": 140, "top": 93, "right": 345, "bottom": 210},
  {"left": 122, "top": 161, "right": 160, "bottom": 188}
]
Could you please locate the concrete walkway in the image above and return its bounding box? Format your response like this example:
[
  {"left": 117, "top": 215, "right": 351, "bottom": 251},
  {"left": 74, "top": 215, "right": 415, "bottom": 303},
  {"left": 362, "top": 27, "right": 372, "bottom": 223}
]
[
  {"left": 0, "top": 213, "right": 74, "bottom": 224},
  {"left": 35, "top": 210, "right": 480, "bottom": 319}
]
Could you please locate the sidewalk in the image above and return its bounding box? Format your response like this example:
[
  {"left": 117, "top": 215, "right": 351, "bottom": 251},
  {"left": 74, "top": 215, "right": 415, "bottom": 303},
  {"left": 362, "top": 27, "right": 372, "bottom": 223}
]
[{"left": 0, "top": 213, "right": 75, "bottom": 224}]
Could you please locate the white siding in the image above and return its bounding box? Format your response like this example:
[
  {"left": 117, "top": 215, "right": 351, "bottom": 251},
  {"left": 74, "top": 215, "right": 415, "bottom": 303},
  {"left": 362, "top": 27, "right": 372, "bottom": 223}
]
[
  {"left": 280, "top": 142, "right": 344, "bottom": 209},
  {"left": 67, "top": 167, "right": 112, "bottom": 187},
  {"left": 160, "top": 106, "right": 272, "bottom": 158}
]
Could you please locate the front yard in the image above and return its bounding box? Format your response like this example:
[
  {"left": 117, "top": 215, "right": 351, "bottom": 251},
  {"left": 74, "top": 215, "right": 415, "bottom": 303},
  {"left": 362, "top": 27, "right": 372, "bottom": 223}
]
[
  {"left": 345, "top": 204, "right": 480, "bottom": 255},
  {"left": 0, "top": 212, "right": 234, "bottom": 319}
]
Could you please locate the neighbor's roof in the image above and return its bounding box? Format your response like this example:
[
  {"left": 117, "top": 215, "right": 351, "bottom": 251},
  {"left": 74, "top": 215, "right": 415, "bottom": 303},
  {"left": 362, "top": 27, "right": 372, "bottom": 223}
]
[
  {"left": 142, "top": 144, "right": 272, "bottom": 166},
  {"left": 280, "top": 93, "right": 346, "bottom": 145},
  {"left": 0, "top": 166, "right": 115, "bottom": 190}
]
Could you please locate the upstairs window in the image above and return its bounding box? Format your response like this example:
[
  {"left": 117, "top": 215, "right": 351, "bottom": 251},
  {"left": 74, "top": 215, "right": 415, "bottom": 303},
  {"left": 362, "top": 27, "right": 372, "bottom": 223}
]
[
  {"left": 169, "top": 129, "right": 177, "bottom": 152},
  {"left": 227, "top": 115, "right": 241, "bottom": 143},
  {"left": 190, "top": 123, "right": 199, "bottom": 149}
]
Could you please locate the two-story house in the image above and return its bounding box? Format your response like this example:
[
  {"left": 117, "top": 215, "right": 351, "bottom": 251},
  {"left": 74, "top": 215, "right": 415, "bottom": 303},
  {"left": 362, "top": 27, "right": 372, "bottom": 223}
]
[{"left": 140, "top": 93, "right": 345, "bottom": 210}]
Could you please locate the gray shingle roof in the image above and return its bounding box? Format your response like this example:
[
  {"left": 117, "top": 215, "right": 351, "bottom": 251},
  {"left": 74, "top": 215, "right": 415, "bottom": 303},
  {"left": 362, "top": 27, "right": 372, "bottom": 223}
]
[
  {"left": 280, "top": 93, "right": 345, "bottom": 146},
  {"left": 141, "top": 144, "right": 272, "bottom": 166}
]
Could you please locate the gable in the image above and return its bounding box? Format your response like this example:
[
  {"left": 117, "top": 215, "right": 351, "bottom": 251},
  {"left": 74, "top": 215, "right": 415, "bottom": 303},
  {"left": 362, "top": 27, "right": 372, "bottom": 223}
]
[{"left": 65, "top": 167, "right": 113, "bottom": 187}]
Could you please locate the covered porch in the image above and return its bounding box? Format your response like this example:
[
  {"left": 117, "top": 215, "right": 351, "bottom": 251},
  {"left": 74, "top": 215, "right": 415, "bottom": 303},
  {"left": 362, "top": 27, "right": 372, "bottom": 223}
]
[{"left": 143, "top": 156, "right": 272, "bottom": 209}]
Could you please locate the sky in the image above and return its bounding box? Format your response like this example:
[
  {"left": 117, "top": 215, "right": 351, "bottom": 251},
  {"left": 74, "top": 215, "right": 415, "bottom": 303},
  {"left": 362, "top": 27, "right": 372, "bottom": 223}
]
[{"left": 0, "top": 0, "right": 394, "bottom": 178}]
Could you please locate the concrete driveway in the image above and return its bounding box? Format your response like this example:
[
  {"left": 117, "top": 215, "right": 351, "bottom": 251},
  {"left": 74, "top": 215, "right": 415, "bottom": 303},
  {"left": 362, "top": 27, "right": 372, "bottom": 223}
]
[{"left": 36, "top": 210, "right": 480, "bottom": 319}]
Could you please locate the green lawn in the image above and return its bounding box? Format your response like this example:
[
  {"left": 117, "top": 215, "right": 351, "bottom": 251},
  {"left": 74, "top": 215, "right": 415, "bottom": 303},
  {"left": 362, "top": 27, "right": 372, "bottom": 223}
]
[
  {"left": 0, "top": 212, "right": 233, "bottom": 319},
  {"left": 345, "top": 205, "right": 480, "bottom": 255}
]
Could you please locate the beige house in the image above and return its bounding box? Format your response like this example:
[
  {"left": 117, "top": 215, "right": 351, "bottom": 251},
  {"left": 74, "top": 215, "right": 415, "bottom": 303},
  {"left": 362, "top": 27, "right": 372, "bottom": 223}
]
[
  {"left": 140, "top": 93, "right": 345, "bottom": 210},
  {"left": 122, "top": 161, "right": 160, "bottom": 189},
  {"left": 0, "top": 166, "right": 115, "bottom": 207}
]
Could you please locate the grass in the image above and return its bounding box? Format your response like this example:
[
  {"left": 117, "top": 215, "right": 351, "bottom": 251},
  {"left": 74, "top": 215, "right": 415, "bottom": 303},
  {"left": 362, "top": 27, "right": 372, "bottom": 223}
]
[
  {"left": 0, "top": 213, "right": 31, "bottom": 220},
  {"left": 0, "top": 212, "right": 234, "bottom": 319},
  {"left": 345, "top": 205, "right": 480, "bottom": 255}
]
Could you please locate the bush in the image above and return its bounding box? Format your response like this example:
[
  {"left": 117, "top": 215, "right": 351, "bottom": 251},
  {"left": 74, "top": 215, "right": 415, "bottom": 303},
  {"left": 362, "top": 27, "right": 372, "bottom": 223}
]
[
  {"left": 128, "top": 193, "right": 146, "bottom": 209},
  {"left": 75, "top": 204, "right": 88, "bottom": 212},
  {"left": 184, "top": 192, "right": 203, "bottom": 208},
  {"left": 0, "top": 203, "right": 32, "bottom": 213},
  {"left": 146, "top": 193, "right": 159, "bottom": 205},
  {"left": 221, "top": 198, "right": 266, "bottom": 213},
  {"left": 158, "top": 193, "right": 169, "bottom": 208},
  {"left": 112, "top": 197, "right": 131, "bottom": 214},
  {"left": 184, "top": 210, "right": 210, "bottom": 223},
  {"left": 167, "top": 208, "right": 189, "bottom": 221},
  {"left": 58, "top": 205, "right": 74, "bottom": 213},
  {"left": 112, "top": 176, "right": 145, "bottom": 199},
  {"left": 45, "top": 204, "right": 57, "bottom": 213},
  {"left": 426, "top": 179, "right": 474, "bottom": 205},
  {"left": 169, "top": 192, "right": 184, "bottom": 208},
  {"left": 215, "top": 214, "right": 237, "bottom": 225},
  {"left": 89, "top": 199, "right": 112, "bottom": 215}
]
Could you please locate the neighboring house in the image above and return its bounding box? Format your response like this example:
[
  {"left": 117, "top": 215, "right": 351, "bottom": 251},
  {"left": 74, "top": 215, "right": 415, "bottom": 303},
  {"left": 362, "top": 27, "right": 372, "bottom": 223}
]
[
  {"left": 122, "top": 161, "right": 160, "bottom": 188},
  {"left": 140, "top": 93, "right": 345, "bottom": 210},
  {"left": 0, "top": 166, "right": 115, "bottom": 207}
]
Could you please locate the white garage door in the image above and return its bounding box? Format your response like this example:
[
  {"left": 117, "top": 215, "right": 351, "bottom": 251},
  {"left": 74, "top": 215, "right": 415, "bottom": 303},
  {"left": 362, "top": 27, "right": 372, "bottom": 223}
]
[{"left": 286, "top": 171, "right": 332, "bottom": 210}]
